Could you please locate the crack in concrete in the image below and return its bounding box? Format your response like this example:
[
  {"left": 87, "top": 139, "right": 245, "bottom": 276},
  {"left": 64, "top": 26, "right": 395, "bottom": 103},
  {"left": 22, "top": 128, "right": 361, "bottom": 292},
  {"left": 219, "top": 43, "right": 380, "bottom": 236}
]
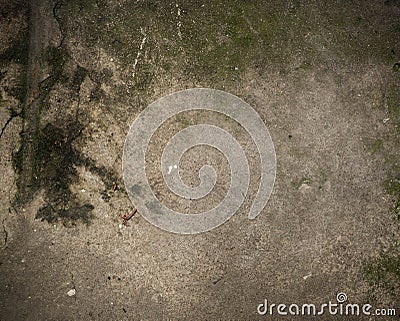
[
  {"left": 1, "top": 216, "right": 8, "bottom": 249},
  {"left": 52, "top": 0, "right": 61, "bottom": 19},
  {"left": 52, "top": 0, "right": 66, "bottom": 47},
  {"left": 0, "top": 114, "right": 18, "bottom": 139}
]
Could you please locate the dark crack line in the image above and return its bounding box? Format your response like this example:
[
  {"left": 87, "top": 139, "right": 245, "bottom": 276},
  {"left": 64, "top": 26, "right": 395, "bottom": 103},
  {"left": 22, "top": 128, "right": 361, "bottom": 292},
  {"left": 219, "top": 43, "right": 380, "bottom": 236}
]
[
  {"left": 2, "top": 217, "right": 8, "bottom": 249},
  {"left": 68, "top": 126, "right": 83, "bottom": 144},
  {"left": 52, "top": 0, "right": 62, "bottom": 20},
  {"left": 0, "top": 111, "right": 21, "bottom": 139},
  {"left": 52, "top": 0, "right": 66, "bottom": 48},
  {"left": 0, "top": 116, "right": 14, "bottom": 139}
]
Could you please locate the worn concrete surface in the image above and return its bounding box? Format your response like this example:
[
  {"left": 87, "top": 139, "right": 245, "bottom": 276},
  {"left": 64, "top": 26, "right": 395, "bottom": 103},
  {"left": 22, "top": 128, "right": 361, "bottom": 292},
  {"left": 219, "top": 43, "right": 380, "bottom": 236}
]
[{"left": 0, "top": 0, "right": 399, "bottom": 320}]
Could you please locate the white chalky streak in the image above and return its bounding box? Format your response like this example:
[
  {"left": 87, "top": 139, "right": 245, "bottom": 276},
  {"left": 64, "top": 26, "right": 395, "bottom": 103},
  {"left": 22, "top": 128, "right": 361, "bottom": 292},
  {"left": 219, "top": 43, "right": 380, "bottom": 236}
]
[
  {"left": 132, "top": 28, "right": 147, "bottom": 79},
  {"left": 167, "top": 165, "right": 178, "bottom": 174},
  {"left": 176, "top": 4, "right": 182, "bottom": 39}
]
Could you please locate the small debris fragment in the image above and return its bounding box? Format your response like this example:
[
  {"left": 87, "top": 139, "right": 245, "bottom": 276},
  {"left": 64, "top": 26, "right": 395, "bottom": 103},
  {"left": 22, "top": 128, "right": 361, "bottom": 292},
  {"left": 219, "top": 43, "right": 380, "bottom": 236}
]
[
  {"left": 120, "top": 208, "right": 137, "bottom": 226},
  {"left": 383, "top": 118, "right": 390, "bottom": 123},
  {"left": 112, "top": 181, "right": 118, "bottom": 191},
  {"left": 299, "top": 183, "right": 311, "bottom": 193},
  {"left": 212, "top": 276, "right": 223, "bottom": 285},
  {"left": 67, "top": 289, "right": 76, "bottom": 296}
]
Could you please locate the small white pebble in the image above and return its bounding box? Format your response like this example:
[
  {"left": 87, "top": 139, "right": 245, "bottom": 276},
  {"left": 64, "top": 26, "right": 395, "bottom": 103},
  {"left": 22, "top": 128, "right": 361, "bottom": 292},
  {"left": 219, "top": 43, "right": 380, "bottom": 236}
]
[
  {"left": 67, "top": 289, "right": 76, "bottom": 297},
  {"left": 383, "top": 118, "right": 390, "bottom": 123},
  {"left": 168, "top": 165, "right": 178, "bottom": 174},
  {"left": 21, "top": 259, "right": 25, "bottom": 263}
]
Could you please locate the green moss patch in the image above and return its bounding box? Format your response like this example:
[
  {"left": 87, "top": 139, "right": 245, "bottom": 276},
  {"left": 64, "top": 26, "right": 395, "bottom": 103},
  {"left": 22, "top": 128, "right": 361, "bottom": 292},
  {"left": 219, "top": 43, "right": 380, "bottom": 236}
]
[
  {"left": 32, "top": 119, "right": 92, "bottom": 226},
  {"left": 55, "top": 0, "right": 319, "bottom": 88},
  {"left": 0, "top": 27, "right": 29, "bottom": 105},
  {"left": 363, "top": 253, "right": 400, "bottom": 296},
  {"left": 367, "top": 139, "right": 384, "bottom": 155},
  {"left": 32, "top": 119, "right": 119, "bottom": 227},
  {"left": 384, "top": 177, "right": 400, "bottom": 220},
  {"left": 11, "top": 40, "right": 119, "bottom": 226},
  {"left": 0, "top": 32, "right": 29, "bottom": 66}
]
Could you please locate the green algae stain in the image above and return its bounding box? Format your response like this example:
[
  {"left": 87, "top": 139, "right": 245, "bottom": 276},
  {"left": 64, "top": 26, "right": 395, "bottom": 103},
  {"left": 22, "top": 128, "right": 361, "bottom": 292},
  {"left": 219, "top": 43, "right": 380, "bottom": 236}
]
[{"left": 363, "top": 253, "right": 400, "bottom": 297}]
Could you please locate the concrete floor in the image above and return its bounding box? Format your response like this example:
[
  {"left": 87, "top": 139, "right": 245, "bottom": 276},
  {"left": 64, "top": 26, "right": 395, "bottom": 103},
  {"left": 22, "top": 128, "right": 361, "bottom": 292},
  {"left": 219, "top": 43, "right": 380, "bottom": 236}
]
[{"left": 0, "top": 0, "right": 399, "bottom": 320}]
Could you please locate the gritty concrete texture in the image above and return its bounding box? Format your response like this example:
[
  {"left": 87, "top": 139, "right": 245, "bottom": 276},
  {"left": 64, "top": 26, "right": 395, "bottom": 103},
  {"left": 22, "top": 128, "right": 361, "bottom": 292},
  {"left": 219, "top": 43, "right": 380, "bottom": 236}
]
[
  {"left": 123, "top": 88, "right": 276, "bottom": 233},
  {"left": 0, "top": 0, "right": 400, "bottom": 320}
]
